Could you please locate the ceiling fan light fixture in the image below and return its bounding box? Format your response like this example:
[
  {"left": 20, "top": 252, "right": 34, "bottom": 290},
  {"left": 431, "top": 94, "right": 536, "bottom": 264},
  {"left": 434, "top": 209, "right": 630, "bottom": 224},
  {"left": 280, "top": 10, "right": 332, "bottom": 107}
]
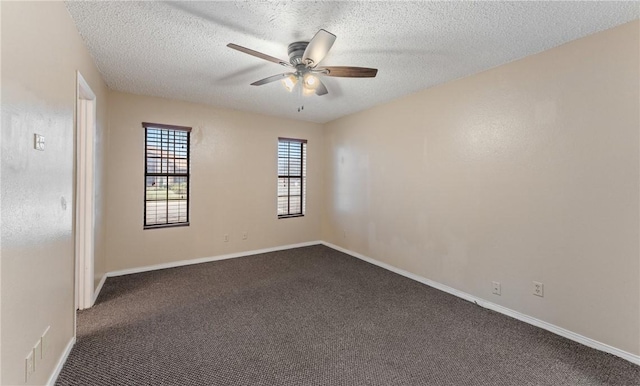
[
  {"left": 282, "top": 74, "right": 298, "bottom": 92},
  {"left": 303, "top": 73, "right": 319, "bottom": 89}
]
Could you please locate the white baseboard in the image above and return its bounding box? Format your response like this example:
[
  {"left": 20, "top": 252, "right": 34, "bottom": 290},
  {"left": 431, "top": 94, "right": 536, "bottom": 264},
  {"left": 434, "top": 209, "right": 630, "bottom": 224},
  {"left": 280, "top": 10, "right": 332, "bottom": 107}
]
[
  {"left": 92, "top": 273, "right": 107, "bottom": 305},
  {"left": 107, "top": 240, "right": 323, "bottom": 278},
  {"left": 321, "top": 241, "right": 640, "bottom": 365},
  {"left": 46, "top": 336, "right": 76, "bottom": 386}
]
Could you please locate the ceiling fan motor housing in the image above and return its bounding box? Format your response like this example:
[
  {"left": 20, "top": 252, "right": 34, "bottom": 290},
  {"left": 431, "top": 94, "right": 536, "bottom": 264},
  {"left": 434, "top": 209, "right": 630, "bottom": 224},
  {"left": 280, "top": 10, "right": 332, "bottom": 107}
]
[{"left": 288, "top": 41, "right": 309, "bottom": 66}]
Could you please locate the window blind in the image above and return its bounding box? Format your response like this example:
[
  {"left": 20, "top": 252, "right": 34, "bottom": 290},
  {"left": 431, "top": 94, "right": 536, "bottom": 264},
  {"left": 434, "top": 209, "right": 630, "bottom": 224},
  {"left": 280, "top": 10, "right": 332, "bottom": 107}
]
[{"left": 143, "top": 122, "right": 191, "bottom": 228}]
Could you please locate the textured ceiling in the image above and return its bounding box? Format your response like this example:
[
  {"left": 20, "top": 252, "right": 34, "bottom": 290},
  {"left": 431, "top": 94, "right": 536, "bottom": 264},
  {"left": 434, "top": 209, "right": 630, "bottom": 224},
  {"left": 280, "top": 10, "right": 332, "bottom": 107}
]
[{"left": 65, "top": 1, "right": 638, "bottom": 124}]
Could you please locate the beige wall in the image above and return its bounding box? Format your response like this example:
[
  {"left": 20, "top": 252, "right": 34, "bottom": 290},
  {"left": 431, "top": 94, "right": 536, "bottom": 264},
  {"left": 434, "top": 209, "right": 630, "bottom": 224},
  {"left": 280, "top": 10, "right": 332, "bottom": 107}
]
[
  {"left": 1, "top": 2, "right": 109, "bottom": 385},
  {"left": 322, "top": 20, "right": 640, "bottom": 356},
  {"left": 105, "top": 91, "right": 323, "bottom": 272}
]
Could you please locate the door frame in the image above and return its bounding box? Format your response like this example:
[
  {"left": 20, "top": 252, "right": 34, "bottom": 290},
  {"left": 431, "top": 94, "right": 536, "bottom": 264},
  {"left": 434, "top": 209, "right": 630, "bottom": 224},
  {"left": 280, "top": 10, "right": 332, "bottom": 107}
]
[{"left": 75, "top": 71, "right": 97, "bottom": 311}]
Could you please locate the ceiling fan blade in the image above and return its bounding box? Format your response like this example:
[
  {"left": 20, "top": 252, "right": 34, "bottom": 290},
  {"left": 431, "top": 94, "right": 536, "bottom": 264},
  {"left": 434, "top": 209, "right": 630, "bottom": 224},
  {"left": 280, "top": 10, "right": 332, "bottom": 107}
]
[
  {"left": 302, "top": 29, "right": 336, "bottom": 67},
  {"left": 314, "top": 79, "right": 328, "bottom": 96},
  {"left": 227, "top": 43, "right": 292, "bottom": 67},
  {"left": 251, "top": 73, "right": 293, "bottom": 86},
  {"left": 319, "top": 66, "right": 378, "bottom": 78}
]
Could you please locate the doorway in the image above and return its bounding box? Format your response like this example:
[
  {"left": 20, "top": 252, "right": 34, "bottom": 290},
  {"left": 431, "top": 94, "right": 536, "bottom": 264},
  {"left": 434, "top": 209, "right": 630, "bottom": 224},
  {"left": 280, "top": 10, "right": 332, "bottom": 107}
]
[{"left": 75, "top": 71, "right": 97, "bottom": 310}]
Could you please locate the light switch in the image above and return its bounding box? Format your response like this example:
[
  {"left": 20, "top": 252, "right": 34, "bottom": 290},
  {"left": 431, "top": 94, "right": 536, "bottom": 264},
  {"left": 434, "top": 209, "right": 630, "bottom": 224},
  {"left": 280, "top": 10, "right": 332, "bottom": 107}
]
[{"left": 34, "top": 134, "right": 45, "bottom": 151}]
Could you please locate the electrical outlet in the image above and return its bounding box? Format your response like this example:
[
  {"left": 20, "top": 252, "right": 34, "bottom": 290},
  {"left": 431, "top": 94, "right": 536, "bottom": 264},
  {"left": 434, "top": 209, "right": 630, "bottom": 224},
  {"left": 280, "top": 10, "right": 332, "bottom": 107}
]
[
  {"left": 41, "top": 326, "right": 50, "bottom": 359},
  {"left": 492, "top": 281, "right": 501, "bottom": 295},
  {"left": 224, "top": 234, "right": 229, "bottom": 242},
  {"left": 242, "top": 231, "right": 248, "bottom": 240},
  {"left": 25, "top": 351, "right": 35, "bottom": 382},
  {"left": 533, "top": 281, "right": 544, "bottom": 297}
]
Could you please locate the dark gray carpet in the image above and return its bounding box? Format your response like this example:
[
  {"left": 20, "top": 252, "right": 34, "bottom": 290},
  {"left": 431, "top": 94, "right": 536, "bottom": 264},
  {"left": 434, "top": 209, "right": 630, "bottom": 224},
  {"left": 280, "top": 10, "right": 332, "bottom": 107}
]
[{"left": 57, "top": 245, "right": 639, "bottom": 385}]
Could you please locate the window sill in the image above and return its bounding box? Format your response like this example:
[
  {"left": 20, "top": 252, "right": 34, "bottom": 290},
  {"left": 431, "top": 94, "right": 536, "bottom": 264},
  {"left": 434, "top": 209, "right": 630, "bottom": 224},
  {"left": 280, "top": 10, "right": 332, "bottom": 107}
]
[
  {"left": 278, "top": 214, "right": 304, "bottom": 219},
  {"left": 144, "top": 222, "right": 190, "bottom": 230}
]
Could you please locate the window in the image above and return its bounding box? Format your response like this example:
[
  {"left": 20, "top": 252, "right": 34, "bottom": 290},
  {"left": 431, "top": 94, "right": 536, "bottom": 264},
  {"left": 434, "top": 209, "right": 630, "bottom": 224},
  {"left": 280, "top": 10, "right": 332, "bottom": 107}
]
[
  {"left": 278, "top": 138, "right": 307, "bottom": 218},
  {"left": 143, "top": 122, "right": 191, "bottom": 228}
]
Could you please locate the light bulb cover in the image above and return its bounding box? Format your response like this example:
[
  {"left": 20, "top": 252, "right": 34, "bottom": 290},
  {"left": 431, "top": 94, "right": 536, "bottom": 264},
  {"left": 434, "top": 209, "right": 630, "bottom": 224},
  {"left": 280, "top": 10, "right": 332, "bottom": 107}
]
[
  {"left": 303, "top": 73, "right": 319, "bottom": 89},
  {"left": 282, "top": 75, "right": 298, "bottom": 92}
]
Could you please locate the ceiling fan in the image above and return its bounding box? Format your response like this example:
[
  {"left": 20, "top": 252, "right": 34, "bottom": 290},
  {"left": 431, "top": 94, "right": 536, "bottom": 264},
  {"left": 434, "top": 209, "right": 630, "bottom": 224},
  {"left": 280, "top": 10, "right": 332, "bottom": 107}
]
[{"left": 227, "top": 29, "right": 377, "bottom": 97}]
